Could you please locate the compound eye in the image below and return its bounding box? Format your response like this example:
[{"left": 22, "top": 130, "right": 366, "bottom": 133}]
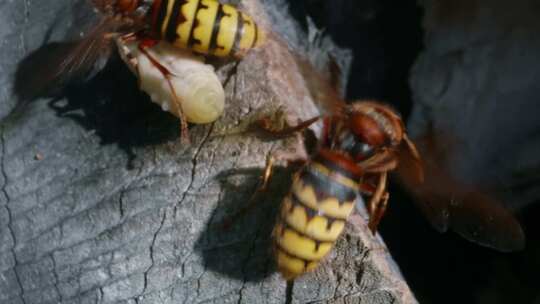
[
  {"left": 353, "top": 142, "right": 374, "bottom": 161},
  {"left": 338, "top": 132, "right": 356, "bottom": 151}
]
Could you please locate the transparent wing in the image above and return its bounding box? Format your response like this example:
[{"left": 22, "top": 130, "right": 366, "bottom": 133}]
[
  {"left": 265, "top": 29, "right": 347, "bottom": 115},
  {"left": 396, "top": 131, "right": 525, "bottom": 252},
  {"left": 449, "top": 190, "right": 525, "bottom": 252},
  {"left": 10, "top": 0, "right": 135, "bottom": 111},
  {"left": 293, "top": 52, "right": 347, "bottom": 115},
  {"left": 14, "top": 16, "right": 118, "bottom": 101}
]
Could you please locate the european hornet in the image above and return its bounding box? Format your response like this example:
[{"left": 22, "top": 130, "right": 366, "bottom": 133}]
[
  {"left": 242, "top": 56, "right": 525, "bottom": 280},
  {"left": 15, "top": 0, "right": 266, "bottom": 141},
  {"left": 255, "top": 101, "right": 420, "bottom": 280}
]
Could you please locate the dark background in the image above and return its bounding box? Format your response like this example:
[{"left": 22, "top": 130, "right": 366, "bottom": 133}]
[{"left": 288, "top": 0, "right": 540, "bottom": 303}]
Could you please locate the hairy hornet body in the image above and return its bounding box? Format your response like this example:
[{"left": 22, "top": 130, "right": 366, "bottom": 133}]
[
  {"left": 106, "top": 0, "right": 265, "bottom": 57},
  {"left": 272, "top": 101, "right": 420, "bottom": 280},
  {"left": 273, "top": 150, "right": 360, "bottom": 278},
  {"left": 15, "top": 0, "right": 265, "bottom": 142},
  {"left": 259, "top": 51, "right": 524, "bottom": 280},
  {"left": 147, "top": 0, "right": 265, "bottom": 57}
]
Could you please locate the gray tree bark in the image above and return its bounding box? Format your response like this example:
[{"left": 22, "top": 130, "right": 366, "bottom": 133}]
[{"left": 0, "top": 1, "right": 416, "bottom": 303}]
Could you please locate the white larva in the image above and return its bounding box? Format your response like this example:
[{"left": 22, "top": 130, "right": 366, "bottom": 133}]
[{"left": 116, "top": 38, "right": 225, "bottom": 124}]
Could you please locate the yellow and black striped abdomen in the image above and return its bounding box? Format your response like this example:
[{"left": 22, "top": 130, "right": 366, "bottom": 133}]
[
  {"left": 273, "top": 158, "right": 359, "bottom": 280},
  {"left": 150, "top": 0, "right": 265, "bottom": 57}
]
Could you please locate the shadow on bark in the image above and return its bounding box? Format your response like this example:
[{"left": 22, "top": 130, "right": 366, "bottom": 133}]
[
  {"left": 12, "top": 49, "right": 181, "bottom": 167},
  {"left": 194, "top": 166, "right": 293, "bottom": 282}
]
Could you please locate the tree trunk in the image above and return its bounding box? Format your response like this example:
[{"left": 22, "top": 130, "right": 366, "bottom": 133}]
[{"left": 0, "top": 0, "right": 416, "bottom": 303}]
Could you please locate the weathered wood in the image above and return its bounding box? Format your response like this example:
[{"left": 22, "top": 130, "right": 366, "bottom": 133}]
[{"left": 0, "top": 0, "right": 416, "bottom": 303}]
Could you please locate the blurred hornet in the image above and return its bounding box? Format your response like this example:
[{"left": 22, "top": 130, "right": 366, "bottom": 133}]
[
  {"left": 251, "top": 57, "right": 525, "bottom": 280},
  {"left": 259, "top": 101, "right": 420, "bottom": 280},
  {"left": 16, "top": 0, "right": 265, "bottom": 140}
]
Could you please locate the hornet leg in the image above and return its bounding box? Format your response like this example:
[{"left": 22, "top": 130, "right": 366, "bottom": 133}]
[
  {"left": 137, "top": 38, "right": 191, "bottom": 144},
  {"left": 221, "top": 154, "right": 277, "bottom": 229},
  {"left": 254, "top": 113, "right": 320, "bottom": 139},
  {"left": 357, "top": 150, "right": 400, "bottom": 232},
  {"left": 222, "top": 149, "right": 308, "bottom": 229},
  {"left": 359, "top": 172, "right": 390, "bottom": 233}
]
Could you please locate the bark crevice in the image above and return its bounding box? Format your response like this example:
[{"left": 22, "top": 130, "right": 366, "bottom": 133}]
[{"left": 1, "top": 125, "right": 27, "bottom": 304}]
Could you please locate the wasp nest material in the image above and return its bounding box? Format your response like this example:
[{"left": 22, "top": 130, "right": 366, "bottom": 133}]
[{"left": 116, "top": 39, "right": 225, "bottom": 124}]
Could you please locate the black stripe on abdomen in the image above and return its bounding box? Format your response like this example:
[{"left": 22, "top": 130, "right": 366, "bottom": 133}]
[
  {"left": 208, "top": 3, "right": 226, "bottom": 52},
  {"left": 274, "top": 240, "right": 319, "bottom": 263},
  {"left": 289, "top": 191, "right": 348, "bottom": 225},
  {"left": 312, "top": 153, "right": 362, "bottom": 181},
  {"left": 300, "top": 166, "right": 357, "bottom": 204},
  {"left": 251, "top": 22, "right": 258, "bottom": 48},
  {"left": 278, "top": 214, "right": 334, "bottom": 251},
  {"left": 187, "top": 0, "right": 205, "bottom": 48},
  {"left": 231, "top": 12, "right": 244, "bottom": 53},
  {"left": 164, "top": 0, "right": 186, "bottom": 42},
  {"left": 155, "top": 0, "right": 170, "bottom": 37}
]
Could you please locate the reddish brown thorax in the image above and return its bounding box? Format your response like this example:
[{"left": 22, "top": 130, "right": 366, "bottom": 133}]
[
  {"left": 117, "top": 0, "right": 140, "bottom": 13},
  {"left": 349, "top": 113, "right": 387, "bottom": 147},
  {"left": 349, "top": 101, "right": 405, "bottom": 147},
  {"left": 317, "top": 149, "right": 363, "bottom": 178}
]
